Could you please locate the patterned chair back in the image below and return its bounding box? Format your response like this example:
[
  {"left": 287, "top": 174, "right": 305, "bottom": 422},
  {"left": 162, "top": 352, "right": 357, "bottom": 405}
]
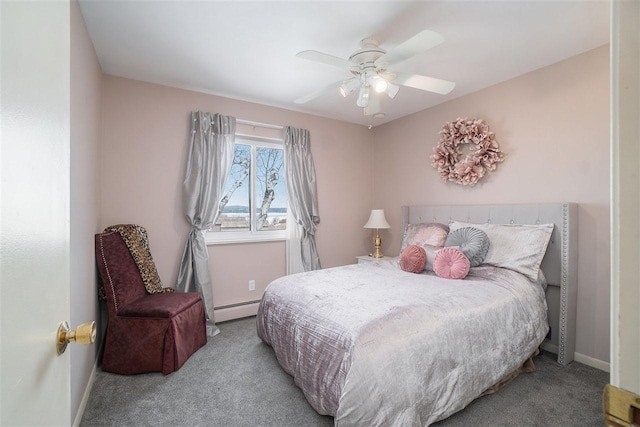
[{"left": 95, "top": 231, "right": 148, "bottom": 317}]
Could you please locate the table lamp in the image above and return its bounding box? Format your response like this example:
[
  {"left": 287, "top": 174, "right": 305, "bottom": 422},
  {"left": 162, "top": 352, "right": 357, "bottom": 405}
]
[{"left": 363, "top": 209, "right": 391, "bottom": 258}]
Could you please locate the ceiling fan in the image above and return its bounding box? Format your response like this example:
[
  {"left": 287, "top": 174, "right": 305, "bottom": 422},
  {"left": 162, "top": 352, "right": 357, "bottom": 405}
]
[{"left": 294, "top": 30, "right": 456, "bottom": 116}]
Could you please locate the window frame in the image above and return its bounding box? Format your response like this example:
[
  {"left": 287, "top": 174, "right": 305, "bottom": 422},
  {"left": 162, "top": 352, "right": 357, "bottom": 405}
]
[{"left": 205, "top": 134, "right": 287, "bottom": 245}]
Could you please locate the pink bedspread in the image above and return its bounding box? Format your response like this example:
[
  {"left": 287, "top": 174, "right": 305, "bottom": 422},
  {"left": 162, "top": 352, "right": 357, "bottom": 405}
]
[{"left": 257, "top": 260, "right": 548, "bottom": 426}]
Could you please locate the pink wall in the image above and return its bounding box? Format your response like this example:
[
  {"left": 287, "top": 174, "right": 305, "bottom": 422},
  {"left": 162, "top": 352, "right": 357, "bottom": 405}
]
[
  {"left": 70, "top": 0, "right": 102, "bottom": 421},
  {"left": 209, "top": 242, "right": 284, "bottom": 307},
  {"left": 99, "top": 46, "right": 610, "bottom": 364},
  {"left": 100, "top": 76, "right": 374, "bottom": 310},
  {"left": 372, "top": 45, "right": 610, "bottom": 362}
]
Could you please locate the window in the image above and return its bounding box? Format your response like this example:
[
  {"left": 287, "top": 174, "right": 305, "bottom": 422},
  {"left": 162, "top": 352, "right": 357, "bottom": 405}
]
[{"left": 206, "top": 135, "right": 287, "bottom": 244}]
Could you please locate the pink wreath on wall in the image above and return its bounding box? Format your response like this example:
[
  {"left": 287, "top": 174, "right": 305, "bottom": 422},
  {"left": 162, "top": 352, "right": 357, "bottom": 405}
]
[{"left": 430, "top": 117, "right": 504, "bottom": 186}]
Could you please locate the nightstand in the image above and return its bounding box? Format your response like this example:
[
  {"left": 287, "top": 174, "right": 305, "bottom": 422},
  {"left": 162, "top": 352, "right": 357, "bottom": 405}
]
[{"left": 356, "top": 255, "right": 392, "bottom": 264}]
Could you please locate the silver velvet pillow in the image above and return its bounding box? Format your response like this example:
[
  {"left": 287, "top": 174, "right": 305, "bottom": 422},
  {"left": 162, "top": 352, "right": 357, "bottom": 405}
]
[
  {"left": 449, "top": 221, "right": 554, "bottom": 282},
  {"left": 445, "top": 227, "right": 490, "bottom": 267}
]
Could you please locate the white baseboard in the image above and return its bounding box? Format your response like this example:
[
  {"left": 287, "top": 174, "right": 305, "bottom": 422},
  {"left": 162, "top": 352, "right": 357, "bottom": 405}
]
[
  {"left": 72, "top": 351, "right": 99, "bottom": 427},
  {"left": 541, "top": 341, "right": 610, "bottom": 373},
  {"left": 215, "top": 302, "right": 260, "bottom": 323},
  {"left": 574, "top": 352, "right": 611, "bottom": 373}
]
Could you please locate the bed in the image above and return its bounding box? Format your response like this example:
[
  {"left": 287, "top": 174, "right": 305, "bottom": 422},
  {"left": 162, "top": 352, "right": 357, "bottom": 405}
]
[{"left": 256, "top": 203, "right": 577, "bottom": 426}]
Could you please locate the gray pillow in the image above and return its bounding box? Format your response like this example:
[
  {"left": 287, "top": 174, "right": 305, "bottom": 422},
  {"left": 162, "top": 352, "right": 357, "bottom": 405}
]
[
  {"left": 445, "top": 227, "right": 490, "bottom": 267},
  {"left": 449, "top": 221, "right": 553, "bottom": 282}
]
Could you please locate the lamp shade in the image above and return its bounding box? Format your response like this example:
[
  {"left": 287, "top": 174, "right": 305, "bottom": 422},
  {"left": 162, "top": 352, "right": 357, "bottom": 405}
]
[
  {"left": 386, "top": 83, "right": 400, "bottom": 99},
  {"left": 339, "top": 79, "right": 360, "bottom": 98},
  {"left": 356, "top": 85, "right": 370, "bottom": 108},
  {"left": 364, "top": 209, "right": 390, "bottom": 229}
]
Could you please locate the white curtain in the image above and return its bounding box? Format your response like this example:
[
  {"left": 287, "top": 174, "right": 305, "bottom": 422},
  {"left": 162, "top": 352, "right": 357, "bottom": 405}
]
[
  {"left": 283, "top": 126, "right": 321, "bottom": 271},
  {"left": 286, "top": 207, "right": 305, "bottom": 274},
  {"left": 176, "top": 112, "right": 235, "bottom": 336}
]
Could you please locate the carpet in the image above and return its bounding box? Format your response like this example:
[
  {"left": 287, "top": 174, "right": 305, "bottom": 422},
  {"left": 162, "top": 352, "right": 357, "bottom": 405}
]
[{"left": 81, "top": 316, "right": 608, "bottom": 426}]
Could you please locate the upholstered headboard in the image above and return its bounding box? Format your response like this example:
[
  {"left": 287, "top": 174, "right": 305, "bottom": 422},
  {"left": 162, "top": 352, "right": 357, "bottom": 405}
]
[{"left": 401, "top": 203, "right": 577, "bottom": 366}]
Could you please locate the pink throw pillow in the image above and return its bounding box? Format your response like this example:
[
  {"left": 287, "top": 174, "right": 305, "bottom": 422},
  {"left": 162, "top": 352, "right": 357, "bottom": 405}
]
[
  {"left": 433, "top": 247, "right": 471, "bottom": 279},
  {"left": 399, "top": 245, "right": 427, "bottom": 274},
  {"left": 402, "top": 223, "right": 449, "bottom": 250}
]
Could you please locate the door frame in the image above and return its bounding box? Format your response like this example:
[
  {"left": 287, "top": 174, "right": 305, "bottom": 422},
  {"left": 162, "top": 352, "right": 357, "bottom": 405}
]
[{"left": 610, "top": 0, "right": 640, "bottom": 394}]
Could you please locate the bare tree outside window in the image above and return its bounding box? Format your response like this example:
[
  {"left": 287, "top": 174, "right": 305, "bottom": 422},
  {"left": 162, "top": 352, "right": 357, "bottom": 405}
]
[
  {"left": 213, "top": 144, "right": 251, "bottom": 232},
  {"left": 256, "top": 147, "right": 285, "bottom": 230},
  {"left": 212, "top": 140, "right": 286, "bottom": 234},
  {"left": 218, "top": 145, "right": 250, "bottom": 215}
]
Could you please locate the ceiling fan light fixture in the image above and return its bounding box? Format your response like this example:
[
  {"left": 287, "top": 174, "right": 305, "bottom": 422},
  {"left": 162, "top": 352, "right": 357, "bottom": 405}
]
[
  {"left": 357, "top": 85, "right": 370, "bottom": 108},
  {"left": 386, "top": 83, "right": 400, "bottom": 99},
  {"left": 339, "top": 79, "right": 360, "bottom": 98},
  {"left": 295, "top": 29, "right": 455, "bottom": 113},
  {"left": 374, "top": 78, "right": 388, "bottom": 93}
]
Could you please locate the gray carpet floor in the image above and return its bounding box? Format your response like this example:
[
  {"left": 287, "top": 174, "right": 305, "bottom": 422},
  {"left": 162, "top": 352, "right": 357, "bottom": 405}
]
[{"left": 81, "top": 317, "right": 608, "bottom": 427}]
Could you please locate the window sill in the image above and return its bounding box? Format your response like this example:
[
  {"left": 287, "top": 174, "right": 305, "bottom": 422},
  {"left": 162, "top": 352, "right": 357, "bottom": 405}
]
[{"left": 205, "top": 232, "right": 287, "bottom": 246}]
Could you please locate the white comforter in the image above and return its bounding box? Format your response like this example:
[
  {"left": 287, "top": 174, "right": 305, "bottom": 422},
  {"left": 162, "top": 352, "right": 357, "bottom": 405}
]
[{"left": 256, "top": 259, "right": 548, "bottom": 426}]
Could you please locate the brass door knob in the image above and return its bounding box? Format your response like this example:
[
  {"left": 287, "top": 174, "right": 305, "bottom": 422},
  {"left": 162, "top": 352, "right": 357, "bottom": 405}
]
[{"left": 57, "top": 321, "right": 96, "bottom": 355}]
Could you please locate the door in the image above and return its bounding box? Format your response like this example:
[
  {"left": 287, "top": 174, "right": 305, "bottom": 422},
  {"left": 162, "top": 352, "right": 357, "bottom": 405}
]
[
  {"left": 605, "top": 1, "right": 640, "bottom": 425},
  {"left": 1, "top": 1, "right": 72, "bottom": 425},
  {"left": 610, "top": 0, "right": 640, "bottom": 394}
]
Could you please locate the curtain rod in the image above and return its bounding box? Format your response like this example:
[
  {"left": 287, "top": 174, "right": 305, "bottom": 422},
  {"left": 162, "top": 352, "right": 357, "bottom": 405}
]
[{"left": 237, "top": 119, "right": 284, "bottom": 131}]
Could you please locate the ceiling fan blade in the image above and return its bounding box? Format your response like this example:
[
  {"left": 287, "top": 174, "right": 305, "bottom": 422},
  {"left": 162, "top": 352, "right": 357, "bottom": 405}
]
[
  {"left": 376, "top": 30, "right": 444, "bottom": 66},
  {"left": 296, "top": 50, "right": 352, "bottom": 69},
  {"left": 294, "top": 80, "right": 343, "bottom": 104},
  {"left": 364, "top": 93, "right": 380, "bottom": 116},
  {"left": 390, "top": 71, "right": 455, "bottom": 95}
]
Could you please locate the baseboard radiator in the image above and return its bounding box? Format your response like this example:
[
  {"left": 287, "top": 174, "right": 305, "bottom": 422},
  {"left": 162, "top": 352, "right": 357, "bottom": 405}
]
[{"left": 214, "top": 300, "right": 261, "bottom": 322}]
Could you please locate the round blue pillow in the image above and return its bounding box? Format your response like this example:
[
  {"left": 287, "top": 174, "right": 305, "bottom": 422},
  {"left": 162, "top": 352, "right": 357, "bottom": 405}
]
[{"left": 445, "top": 227, "right": 490, "bottom": 268}]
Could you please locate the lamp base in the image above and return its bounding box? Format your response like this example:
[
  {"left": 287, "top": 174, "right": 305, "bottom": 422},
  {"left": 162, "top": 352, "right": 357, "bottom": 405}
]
[{"left": 371, "top": 232, "right": 383, "bottom": 258}]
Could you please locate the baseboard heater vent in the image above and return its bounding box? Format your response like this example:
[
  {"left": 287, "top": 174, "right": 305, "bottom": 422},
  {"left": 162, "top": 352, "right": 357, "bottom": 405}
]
[{"left": 214, "top": 300, "right": 262, "bottom": 311}]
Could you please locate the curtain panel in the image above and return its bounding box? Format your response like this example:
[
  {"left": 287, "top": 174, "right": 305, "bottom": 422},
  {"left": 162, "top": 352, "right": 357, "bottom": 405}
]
[
  {"left": 176, "top": 112, "right": 236, "bottom": 336},
  {"left": 283, "top": 126, "right": 321, "bottom": 271},
  {"left": 286, "top": 208, "right": 305, "bottom": 275}
]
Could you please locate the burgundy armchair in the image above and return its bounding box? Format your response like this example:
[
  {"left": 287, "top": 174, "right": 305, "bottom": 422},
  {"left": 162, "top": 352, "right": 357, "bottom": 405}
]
[{"left": 95, "top": 229, "right": 206, "bottom": 375}]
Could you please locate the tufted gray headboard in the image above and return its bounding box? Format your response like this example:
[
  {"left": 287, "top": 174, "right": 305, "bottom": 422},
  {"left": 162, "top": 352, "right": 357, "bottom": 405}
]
[{"left": 401, "top": 203, "right": 577, "bottom": 366}]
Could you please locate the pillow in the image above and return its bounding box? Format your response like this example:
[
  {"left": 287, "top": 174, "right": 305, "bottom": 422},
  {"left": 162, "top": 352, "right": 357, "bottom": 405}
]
[
  {"left": 399, "top": 245, "right": 427, "bottom": 273},
  {"left": 419, "top": 244, "right": 442, "bottom": 272},
  {"left": 449, "top": 221, "right": 554, "bottom": 282},
  {"left": 537, "top": 269, "right": 548, "bottom": 291},
  {"left": 401, "top": 223, "right": 449, "bottom": 250},
  {"left": 433, "top": 247, "right": 470, "bottom": 279},
  {"left": 444, "top": 227, "right": 490, "bottom": 267}
]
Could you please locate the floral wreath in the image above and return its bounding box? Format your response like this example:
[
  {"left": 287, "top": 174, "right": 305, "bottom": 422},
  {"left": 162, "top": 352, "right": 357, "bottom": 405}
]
[{"left": 430, "top": 117, "right": 504, "bottom": 186}]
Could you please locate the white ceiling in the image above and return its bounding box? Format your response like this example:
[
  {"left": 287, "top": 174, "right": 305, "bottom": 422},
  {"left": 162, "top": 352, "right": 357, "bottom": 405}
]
[{"left": 79, "top": 1, "right": 609, "bottom": 127}]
